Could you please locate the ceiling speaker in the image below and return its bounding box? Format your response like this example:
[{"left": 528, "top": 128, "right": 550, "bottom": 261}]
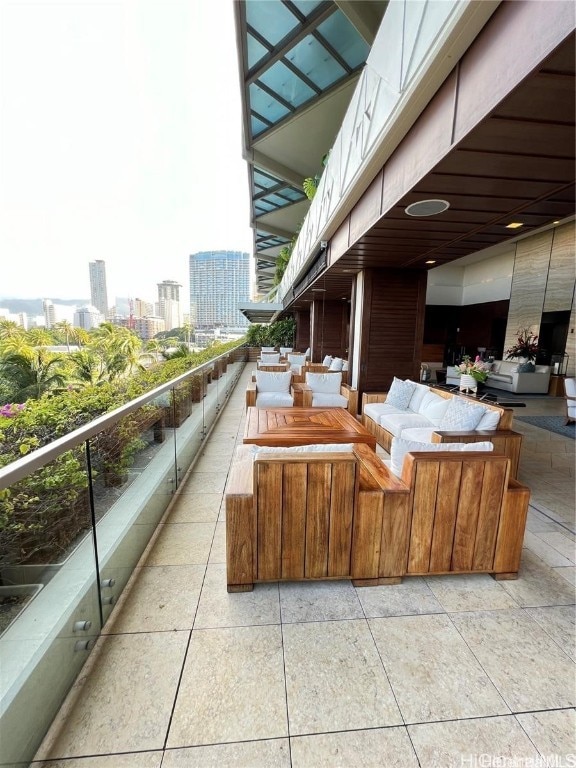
[{"left": 405, "top": 199, "right": 450, "bottom": 217}]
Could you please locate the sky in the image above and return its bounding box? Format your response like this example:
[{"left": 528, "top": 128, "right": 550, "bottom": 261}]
[{"left": 0, "top": 0, "right": 254, "bottom": 311}]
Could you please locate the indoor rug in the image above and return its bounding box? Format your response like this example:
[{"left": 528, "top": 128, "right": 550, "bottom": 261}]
[{"left": 515, "top": 415, "right": 575, "bottom": 440}]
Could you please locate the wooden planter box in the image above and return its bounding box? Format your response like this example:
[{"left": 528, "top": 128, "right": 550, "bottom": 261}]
[
  {"left": 190, "top": 375, "right": 204, "bottom": 403},
  {"left": 163, "top": 385, "right": 193, "bottom": 428}
]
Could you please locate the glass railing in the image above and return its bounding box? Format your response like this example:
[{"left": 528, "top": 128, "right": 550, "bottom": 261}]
[{"left": 0, "top": 348, "right": 246, "bottom": 768}]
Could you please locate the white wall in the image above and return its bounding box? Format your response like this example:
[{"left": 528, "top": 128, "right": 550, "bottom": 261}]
[{"left": 426, "top": 251, "right": 514, "bottom": 306}]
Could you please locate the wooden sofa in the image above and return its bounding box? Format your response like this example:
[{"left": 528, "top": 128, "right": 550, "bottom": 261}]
[
  {"left": 362, "top": 386, "right": 523, "bottom": 478},
  {"left": 225, "top": 443, "right": 530, "bottom": 591}
]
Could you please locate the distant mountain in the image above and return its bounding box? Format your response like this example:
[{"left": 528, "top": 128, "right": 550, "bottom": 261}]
[{"left": 0, "top": 298, "right": 89, "bottom": 315}]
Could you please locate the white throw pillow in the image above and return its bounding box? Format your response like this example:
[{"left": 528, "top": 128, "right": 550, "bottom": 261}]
[
  {"left": 252, "top": 443, "right": 354, "bottom": 455},
  {"left": 419, "top": 393, "right": 450, "bottom": 425},
  {"left": 390, "top": 437, "right": 494, "bottom": 478},
  {"left": 260, "top": 353, "right": 280, "bottom": 364},
  {"left": 255, "top": 370, "right": 292, "bottom": 393},
  {"left": 322, "top": 355, "right": 333, "bottom": 367},
  {"left": 408, "top": 382, "right": 430, "bottom": 412},
  {"left": 386, "top": 377, "right": 417, "bottom": 409},
  {"left": 438, "top": 397, "right": 487, "bottom": 431},
  {"left": 477, "top": 409, "right": 500, "bottom": 430},
  {"left": 306, "top": 372, "right": 342, "bottom": 393},
  {"left": 329, "top": 357, "right": 344, "bottom": 371}
]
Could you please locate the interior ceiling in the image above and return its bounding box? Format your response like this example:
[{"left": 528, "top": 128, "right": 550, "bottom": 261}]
[{"left": 286, "top": 33, "right": 575, "bottom": 312}]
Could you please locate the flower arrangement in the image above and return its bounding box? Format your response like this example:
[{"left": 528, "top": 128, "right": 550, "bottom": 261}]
[
  {"left": 455, "top": 355, "right": 490, "bottom": 383},
  {"left": 506, "top": 328, "right": 539, "bottom": 361}
]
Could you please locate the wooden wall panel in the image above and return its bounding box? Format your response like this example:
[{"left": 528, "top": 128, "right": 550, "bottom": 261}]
[
  {"left": 357, "top": 268, "right": 427, "bottom": 394},
  {"left": 311, "top": 299, "right": 348, "bottom": 361},
  {"left": 294, "top": 309, "right": 310, "bottom": 353}
]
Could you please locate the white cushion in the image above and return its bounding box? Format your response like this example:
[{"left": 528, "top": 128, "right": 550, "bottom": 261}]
[
  {"left": 322, "top": 355, "right": 333, "bottom": 367},
  {"left": 261, "top": 347, "right": 276, "bottom": 353},
  {"left": 251, "top": 443, "right": 354, "bottom": 455},
  {"left": 386, "top": 377, "right": 417, "bottom": 409},
  {"left": 400, "top": 427, "right": 437, "bottom": 442},
  {"left": 255, "top": 370, "right": 292, "bottom": 393},
  {"left": 477, "top": 409, "right": 500, "bottom": 430},
  {"left": 408, "top": 382, "right": 430, "bottom": 412},
  {"left": 342, "top": 360, "right": 349, "bottom": 371},
  {"left": 287, "top": 353, "right": 307, "bottom": 369},
  {"left": 312, "top": 393, "right": 348, "bottom": 408},
  {"left": 379, "top": 413, "right": 433, "bottom": 437},
  {"left": 329, "top": 357, "right": 344, "bottom": 371},
  {"left": 363, "top": 402, "right": 406, "bottom": 421},
  {"left": 255, "top": 392, "right": 294, "bottom": 408},
  {"left": 438, "top": 397, "right": 487, "bottom": 431},
  {"left": 390, "top": 437, "right": 494, "bottom": 478},
  {"left": 260, "top": 353, "right": 280, "bottom": 364},
  {"left": 279, "top": 347, "right": 293, "bottom": 355},
  {"left": 419, "top": 393, "right": 450, "bottom": 425},
  {"left": 306, "top": 371, "right": 342, "bottom": 393}
]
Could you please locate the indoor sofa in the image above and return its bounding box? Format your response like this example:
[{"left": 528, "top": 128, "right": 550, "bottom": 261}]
[
  {"left": 446, "top": 361, "right": 551, "bottom": 393},
  {"left": 361, "top": 379, "right": 522, "bottom": 477}
]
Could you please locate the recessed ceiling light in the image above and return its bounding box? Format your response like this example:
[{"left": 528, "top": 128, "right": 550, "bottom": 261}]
[
  {"left": 425, "top": 260, "right": 436, "bottom": 265},
  {"left": 405, "top": 199, "right": 450, "bottom": 217},
  {"left": 311, "top": 288, "right": 326, "bottom": 292},
  {"left": 506, "top": 222, "right": 524, "bottom": 229},
  {"left": 553, "top": 220, "right": 560, "bottom": 224}
]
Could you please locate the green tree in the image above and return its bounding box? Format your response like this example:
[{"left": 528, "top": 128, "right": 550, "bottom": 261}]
[{"left": 0, "top": 348, "right": 67, "bottom": 402}]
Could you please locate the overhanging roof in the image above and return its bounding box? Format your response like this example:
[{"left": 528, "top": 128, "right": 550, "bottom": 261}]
[{"left": 238, "top": 301, "right": 283, "bottom": 324}]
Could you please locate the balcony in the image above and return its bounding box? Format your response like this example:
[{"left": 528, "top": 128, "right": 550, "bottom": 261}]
[{"left": 1, "top": 363, "right": 575, "bottom": 767}]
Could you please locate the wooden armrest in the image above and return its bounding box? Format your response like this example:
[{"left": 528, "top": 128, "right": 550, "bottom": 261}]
[
  {"left": 361, "top": 392, "right": 388, "bottom": 406},
  {"left": 341, "top": 384, "right": 359, "bottom": 416},
  {"left": 565, "top": 395, "right": 576, "bottom": 402},
  {"left": 353, "top": 444, "right": 407, "bottom": 491},
  {"left": 246, "top": 382, "right": 257, "bottom": 407},
  {"left": 225, "top": 445, "right": 255, "bottom": 495}
]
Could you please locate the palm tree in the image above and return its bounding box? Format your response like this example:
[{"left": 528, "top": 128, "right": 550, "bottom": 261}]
[
  {"left": 26, "top": 328, "right": 55, "bottom": 347},
  {"left": 88, "top": 323, "right": 143, "bottom": 379},
  {"left": 52, "top": 320, "right": 78, "bottom": 352},
  {"left": 67, "top": 349, "right": 109, "bottom": 387},
  {"left": 0, "top": 348, "right": 67, "bottom": 401}
]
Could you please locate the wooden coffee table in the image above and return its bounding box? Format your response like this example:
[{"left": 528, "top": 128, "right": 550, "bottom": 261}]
[{"left": 243, "top": 407, "right": 376, "bottom": 450}]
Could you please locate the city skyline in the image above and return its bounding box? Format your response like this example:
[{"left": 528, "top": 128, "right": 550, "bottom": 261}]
[{"left": 0, "top": 0, "right": 254, "bottom": 303}]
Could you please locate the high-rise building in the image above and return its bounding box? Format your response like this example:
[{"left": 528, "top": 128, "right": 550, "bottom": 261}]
[
  {"left": 73, "top": 306, "right": 103, "bottom": 330},
  {"left": 42, "top": 299, "right": 56, "bottom": 329},
  {"left": 157, "top": 280, "right": 182, "bottom": 331},
  {"left": 189, "top": 251, "right": 249, "bottom": 329},
  {"left": 89, "top": 260, "right": 109, "bottom": 317}
]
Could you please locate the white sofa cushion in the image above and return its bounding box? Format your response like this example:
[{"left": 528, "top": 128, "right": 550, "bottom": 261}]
[
  {"left": 408, "top": 382, "right": 430, "bottom": 412},
  {"left": 255, "top": 392, "right": 294, "bottom": 408},
  {"left": 379, "top": 412, "right": 433, "bottom": 437},
  {"left": 386, "top": 377, "right": 417, "bottom": 409},
  {"left": 252, "top": 443, "right": 354, "bottom": 455},
  {"left": 260, "top": 353, "right": 281, "bottom": 364},
  {"left": 329, "top": 357, "right": 344, "bottom": 371},
  {"left": 255, "top": 370, "right": 292, "bottom": 392},
  {"left": 287, "top": 353, "right": 307, "bottom": 373},
  {"left": 477, "top": 409, "right": 500, "bottom": 430},
  {"left": 261, "top": 347, "right": 276, "bottom": 353},
  {"left": 322, "top": 355, "right": 333, "bottom": 367},
  {"left": 363, "top": 402, "right": 406, "bottom": 421},
  {"left": 390, "top": 437, "right": 494, "bottom": 478},
  {"left": 419, "top": 393, "right": 450, "bottom": 425},
  {"left": 438, "top": 397, "right": 487, "bottom": 431},
  {"left": 306, "top": 371, "right": 342, "bottom": 393},
  {"left": 312, "top": 393, "right": 348, "bottom": 408},
  {"left": 400, "top": 427, "right": 437, "bottom": 442},
  {"left": 279, "top": 347, "right": 293, "bottom": 355}
]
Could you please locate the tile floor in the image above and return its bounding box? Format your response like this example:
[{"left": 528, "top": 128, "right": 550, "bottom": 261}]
[{"left": 33, "top": 366, "right": 576, "bottom": 767}]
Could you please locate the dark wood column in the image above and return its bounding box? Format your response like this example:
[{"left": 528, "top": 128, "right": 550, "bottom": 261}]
[
  {"left": 294, "top": 309, "right": 310, "bottom": 353},
  {"left": 350, "top": 268, "right": 427, "bottom": 397},
  {"left": 310, "top": 298, "right": 349, "bottom": 362}
]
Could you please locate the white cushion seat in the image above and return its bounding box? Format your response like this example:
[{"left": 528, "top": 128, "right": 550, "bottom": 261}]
[
  {"left": 255, "top": 392, "right": 294, "bottom": 408},
  {"left": 250, "top": 443, "right": 354, "bottom": 455},
  {"left": 312, "top": 393, "right": 348, "bottom": 407},
  {"left": 378, "top": 412, "right": 433, "bottom": 436},
  {"left": 363, "top": 402, "right": 406, "bottom": 422},
  {"left": 400, "top": 427, "right": 437, "bottom": 442}
]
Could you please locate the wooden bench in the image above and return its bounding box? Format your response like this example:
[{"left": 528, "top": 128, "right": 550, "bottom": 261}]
[
  {"left": 362, "top": 386, "right": 523, "bottom": 478},
  {"left": 225, "top": 443, "right": 530, "bottom": 591}
]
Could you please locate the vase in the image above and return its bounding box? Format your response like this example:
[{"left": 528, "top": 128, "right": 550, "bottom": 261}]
[{"left": 459, "top": 374, "right": 477, "bottom": 394}]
